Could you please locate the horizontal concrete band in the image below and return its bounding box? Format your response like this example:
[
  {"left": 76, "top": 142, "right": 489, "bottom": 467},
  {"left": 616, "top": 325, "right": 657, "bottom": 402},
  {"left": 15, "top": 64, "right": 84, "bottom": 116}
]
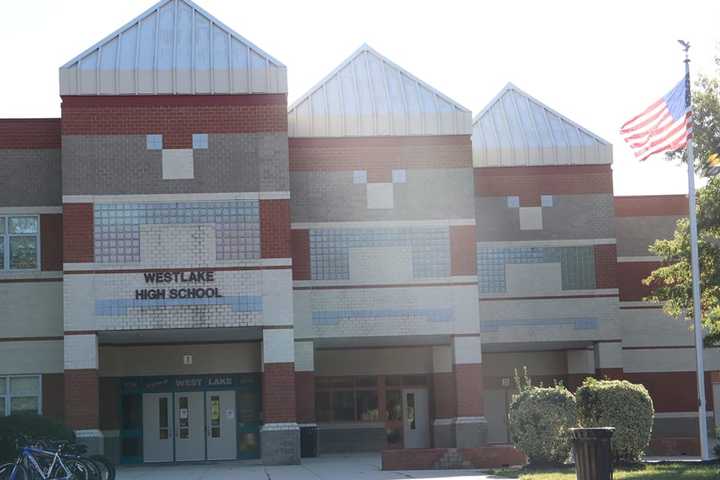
[
  {"left": 617, "top": 256, "right": 662, "bottom": 262},
  {"left": 0, "top": 206, "right": 62, "bottom": 214},
  {"left": 63, "top": 191, "right": 290, "bottom": 203},
  {"left": 64, "top": 259, "right": 292, "bottom": 272},
  {"left": 259, "top": 423, "right": 300, "bottom": 432},
  {"left": 293, "top": 277, "right": 477, "bottom": 289},
  {"left": 477, "top": 238, "right": 616, "bottom": 247},
  {"left": 291, "top": 219, "right": 476, "bottom": 229}
]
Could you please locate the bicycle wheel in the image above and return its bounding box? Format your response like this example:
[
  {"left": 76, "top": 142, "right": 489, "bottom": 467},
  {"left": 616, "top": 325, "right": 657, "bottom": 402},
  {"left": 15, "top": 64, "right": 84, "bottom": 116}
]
[
  {"left": 60, "top": 459, "right": 89, "bottom": 480},
  {"left": 0, "top": 463, "right": 30, "bottom": 480},
  {"left": 87, "top": 456, "right": 114, "bottom": 480},
  {"left": 77, "top": 459, "right": 101, "bottom": 480}
]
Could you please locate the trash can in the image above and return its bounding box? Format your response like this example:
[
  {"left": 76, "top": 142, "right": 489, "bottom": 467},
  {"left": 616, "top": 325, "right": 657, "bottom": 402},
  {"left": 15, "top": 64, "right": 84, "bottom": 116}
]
[
  {"left": 300, "top": 424, "right": 318, "bottom": 458},
  {"left": 571, "top": 427, "right": 614, "bottom": 480}
]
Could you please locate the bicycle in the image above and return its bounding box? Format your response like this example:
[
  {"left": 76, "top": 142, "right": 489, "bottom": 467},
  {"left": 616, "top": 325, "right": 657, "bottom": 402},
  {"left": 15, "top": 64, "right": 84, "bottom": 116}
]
[{"left": 0, "top": 438, "right": 89, "bottom": 480}]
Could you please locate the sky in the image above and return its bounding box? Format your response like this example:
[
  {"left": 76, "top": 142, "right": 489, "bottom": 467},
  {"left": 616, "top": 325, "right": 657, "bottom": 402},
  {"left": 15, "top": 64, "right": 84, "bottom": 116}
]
[{"left": 1, "top": 0, "right": 718, "bottom": 195}]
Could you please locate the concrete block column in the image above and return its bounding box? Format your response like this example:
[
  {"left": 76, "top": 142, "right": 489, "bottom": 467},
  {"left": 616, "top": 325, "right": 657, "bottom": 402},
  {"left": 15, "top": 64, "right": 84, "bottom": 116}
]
[
  {"left": 432, "top": 345, "right": 457, "bottom": 447},
  {"left": 594, "top": 341, "right": 624, "bottom": 380},
  {"left": 261, "top": 328, "right": 300, "bottom": 465},
  {"left": 295, "top": 340, "right": 317, "bottom": 456},
  {"left": 64, "top": 334, "right": 103, "bottom": 454},
  {"left": 453, "top": 336, "right": 488, "bottom": 448}
]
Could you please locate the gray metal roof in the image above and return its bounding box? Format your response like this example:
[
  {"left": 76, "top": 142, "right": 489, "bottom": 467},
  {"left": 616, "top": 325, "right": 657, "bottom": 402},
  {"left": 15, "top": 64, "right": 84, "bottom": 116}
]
[
  {"left": 472, "top": 83, "right": 612, "bottom": 167},
  {"left": 59, "top": 0, "right": 287, "bottom": 96},
  {"left": 288, "top": 44, "right": 471, "bottom": 138}
]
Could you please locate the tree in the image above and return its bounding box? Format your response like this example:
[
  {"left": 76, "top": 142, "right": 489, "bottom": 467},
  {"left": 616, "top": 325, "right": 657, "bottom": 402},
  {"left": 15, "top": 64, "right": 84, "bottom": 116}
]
[
  {"left": 644, "top": 176, "right": 720, "bottom": 345},
  {"left": 666, "top": 52, "right": 720, "bottom": 175}
]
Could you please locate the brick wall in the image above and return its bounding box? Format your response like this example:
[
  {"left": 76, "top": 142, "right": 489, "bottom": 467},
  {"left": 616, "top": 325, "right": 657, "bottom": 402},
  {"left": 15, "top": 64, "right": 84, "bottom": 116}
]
[
  {"left": 64, "top": 369, "right": 99, "bottom": 429},
  {"left": 260, "top": 200, "right": 291, "bottom": 258},
  {"left": 41, "top": 214, "right": 63, "bottom": 271},
  {"left": 263, "top": 363, "right": 296, "bottom": 423},
  {"left": 615, "top": 195, "right": 688, "bottom": 217},
  {"left": 594, "top": 244, "right": 617, "bottom": 289},
  {"left": 61, "top": 94, "right": 288, "bottom": 140},
  {"left": 42, "top": 373, "right": 64, "bottom": 420},
  {"left": 475, "top": 165, "right": 613, "bottom": 205},
  {"left": 455, "top": 364, "right": 484, "bottom": 417},
  {"left": 62, "top": 203, "right": 94, "bottom": 263},
  {"left": 617, "top": 261, "right": 661, "bottom": 301},
  {"left": 295, "top": 371, "right": 315, "bottom": 423},
  {"left": 291, "top": 229, "right": 311, "bottom": 280},
  {"left": 0, "top": 119, "right": 61, "bottom": 149},
  {"left": 99, "top": 377, "right": 121, "bottom": 430},
  {"left": 289, "top": 135, "right": 471, "bottom": 171},
  {"left": 432, "top": 372, "right": 457, "bottom": 419},
  {"left": 623, "top": 371, "right": 714, "bottom": 412},
  {"left": 381, "top": 446, "right": 526, "bottom": 470},
  {"left": 450, "top": 225, "right": 476, "bottom": 276}
]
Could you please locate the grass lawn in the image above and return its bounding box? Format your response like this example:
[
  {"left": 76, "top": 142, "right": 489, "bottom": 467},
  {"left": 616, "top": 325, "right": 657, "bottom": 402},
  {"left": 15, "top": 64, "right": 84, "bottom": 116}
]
[{"left": 490, "top": 463, "right": 720, "bottom": 479}]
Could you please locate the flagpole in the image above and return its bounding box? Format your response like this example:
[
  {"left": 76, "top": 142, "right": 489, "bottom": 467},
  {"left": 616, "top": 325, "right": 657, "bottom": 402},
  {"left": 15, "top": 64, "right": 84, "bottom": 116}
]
[{"left": 679, "top": 39, "right": 709, "bottom": 460}]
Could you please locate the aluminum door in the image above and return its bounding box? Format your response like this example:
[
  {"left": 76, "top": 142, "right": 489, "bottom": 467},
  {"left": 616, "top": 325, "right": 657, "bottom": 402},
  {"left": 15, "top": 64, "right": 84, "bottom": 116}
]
[
  {"left": 402, "top": 388, "right": 430, "bottom": 448},
  {"left": 205, "top": 391, "right": 237, "bottom": 460},
  {"left": 484, "top": 389, "right": 510, "bottom": 443},
  {"left": 142, "top": 393, "right": 173, "bottom": 462},
  {"left": 174, "top": 392, "right": 205, "bottom": 461}
]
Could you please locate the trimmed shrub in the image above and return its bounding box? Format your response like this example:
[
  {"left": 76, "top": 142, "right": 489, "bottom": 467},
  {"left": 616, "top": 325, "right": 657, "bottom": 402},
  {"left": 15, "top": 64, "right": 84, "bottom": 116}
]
[
  {"left": 576, "top": 378, "right": 654, "bottom": 462},
  {"left": 508, "top": 384, "right": 577, "bottom": 466},
  {"left": 0, "top": 415, "right": 75, "bottom": 462}
]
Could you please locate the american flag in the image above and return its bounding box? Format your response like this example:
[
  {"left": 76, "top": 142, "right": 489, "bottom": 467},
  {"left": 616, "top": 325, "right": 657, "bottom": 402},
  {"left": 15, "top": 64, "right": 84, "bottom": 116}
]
[{"left": 620, "top": 76, "right": 691, "bottom": 161}]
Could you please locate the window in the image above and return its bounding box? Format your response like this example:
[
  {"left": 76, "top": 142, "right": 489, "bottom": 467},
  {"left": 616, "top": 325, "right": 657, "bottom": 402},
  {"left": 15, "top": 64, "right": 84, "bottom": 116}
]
[
  {"left": 0, "top": 376, "right": 41, "bottom": 416},
  {"left": 316, "top": 376, "right": 379, "bottom": 422},
  {"left": 192, "top": 134, "right": 209, "bottom": 149},
  {"left": 0, "top": 216, "right": 39, "bottom": 271},
  {"left": 541, "top": 195, "right": 554, "bottom": 207},
  {"left": 506, "top": 196, "right": 520, "bottom": 208}
]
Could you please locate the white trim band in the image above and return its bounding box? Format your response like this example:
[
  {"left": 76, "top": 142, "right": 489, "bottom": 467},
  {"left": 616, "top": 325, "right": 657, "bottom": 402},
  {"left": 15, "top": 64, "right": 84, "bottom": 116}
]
[
  {"left": 63, "top": 192, "right": 290, "bottom": 203},
  {"left": 477, "top": 238, "right": 616, "bottom": 248},
  {"left": 293, "top": 276, "right": 477, "bottom": 288},
  {"left": 291, "top": 219, "right": 476, "bottom": 229},
  {"left": 260, "top": 422, "right": 300, "bottom": 432},
  {"left": 455, "top": 416, "right": 488, "bottom": 425},
  {"left": 617, "top": 256, "right": 662, "bottom": 263},
  {"left": 0, "top": 206, "right": 62, "bottom": 214},
  {"left": 64, "top": 258, "right": 292, "bottom": 271}
]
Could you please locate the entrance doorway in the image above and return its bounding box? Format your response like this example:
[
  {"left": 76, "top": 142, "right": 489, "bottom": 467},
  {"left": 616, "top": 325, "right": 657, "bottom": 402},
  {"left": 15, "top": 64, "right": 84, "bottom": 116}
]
[{"left": 402, "top": 388, "right": 430, "bottom": 448}]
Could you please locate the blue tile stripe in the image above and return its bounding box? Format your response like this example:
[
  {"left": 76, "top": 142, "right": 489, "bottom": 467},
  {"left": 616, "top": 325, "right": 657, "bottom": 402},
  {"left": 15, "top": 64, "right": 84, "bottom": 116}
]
[
  {"left": 312, "top": 308, "right": 454, "bottom": 325},
  {"left": 480, "top": 317, "right": 598, "bottom": 332},
  {"left": 95, "top": 296, "right": 263, "bottom": 316}
]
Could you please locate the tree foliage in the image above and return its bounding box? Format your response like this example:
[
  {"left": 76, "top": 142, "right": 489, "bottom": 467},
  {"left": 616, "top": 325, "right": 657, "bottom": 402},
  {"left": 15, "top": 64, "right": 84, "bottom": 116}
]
[{"left": 644, "top": 176, "right": 720, "bottom": 345}]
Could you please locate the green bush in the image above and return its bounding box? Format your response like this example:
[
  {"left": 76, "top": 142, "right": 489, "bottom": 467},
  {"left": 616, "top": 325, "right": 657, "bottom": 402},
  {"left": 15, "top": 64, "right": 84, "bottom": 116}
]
[
  {"left": 0, "top": 415, "right": 75, "bottom": 462},
  {"left": 575, "top": 378, "right": 654, "bottom": 462},
  {"left": 508, "top": 384, "right": 578, "bottom": 466}
]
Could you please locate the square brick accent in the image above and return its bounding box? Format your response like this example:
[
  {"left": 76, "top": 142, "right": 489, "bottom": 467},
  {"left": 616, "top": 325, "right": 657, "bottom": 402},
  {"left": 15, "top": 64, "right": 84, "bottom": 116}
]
[
  {"left": 64, "top": 369, "right": 99, "bottom": 430},
  {"left": 63, "top": 203, "right": 94, "bottom": 263},
  {"left": 455, "top": 364, "right": 484, "bottom": 417},
  {"left": 263, "top": 362, "right": 296, "bottom": 423},
  {"left": 41, "top": 214, "right": 63, "bottom": 271},
  {"left": 260, "top": 200, "right": 291, "bottom": 258},
  {"left": 450, "top": 225, "right": 476, "bottom": 276},
  {"left": 594, "top": 244, "right": 617, "bottom": 289},
  {"left": 291, "top": 229, "right": 311, "bottom": 280},
  {"left": 295, "top": 371, "right": 315, "bottom": 423}
]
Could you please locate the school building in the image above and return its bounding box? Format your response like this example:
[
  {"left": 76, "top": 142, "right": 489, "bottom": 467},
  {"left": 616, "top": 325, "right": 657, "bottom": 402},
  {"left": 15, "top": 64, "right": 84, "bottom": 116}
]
[{"left": 0, "top": 0, "right": 718, "bottom": 466}]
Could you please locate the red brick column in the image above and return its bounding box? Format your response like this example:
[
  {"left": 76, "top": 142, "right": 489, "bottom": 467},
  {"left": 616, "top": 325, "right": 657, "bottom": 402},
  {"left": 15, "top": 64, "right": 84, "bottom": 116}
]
[
  {"left": 63, "top": 203, "right": 94, "bottom": 263},
  {"left": 263, "top": 363, "right": 297, "bottom": 422},
  {"left": 295, "top": 372, "right": 315, "bottom": 423},
  {"left": 453, "top": 336, "right": 487, "bottom": 448},
  {"left": 64, "top": 369, "right": 100, "bottom": 429}
]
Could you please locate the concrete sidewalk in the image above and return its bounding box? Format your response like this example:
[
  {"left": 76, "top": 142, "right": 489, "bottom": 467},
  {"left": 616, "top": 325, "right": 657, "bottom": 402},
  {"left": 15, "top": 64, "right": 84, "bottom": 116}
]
[{"left": 116, "top": 453, "right": 513, "bottom": 480}]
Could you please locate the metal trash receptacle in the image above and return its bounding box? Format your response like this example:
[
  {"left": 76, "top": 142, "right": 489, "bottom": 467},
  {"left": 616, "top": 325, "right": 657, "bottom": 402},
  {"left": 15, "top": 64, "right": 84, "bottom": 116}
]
[
  {"left": 571, "top": 427, "right": 615, "bottom": 480},
  {"left": 300, "top": 424, "right": 318, "bottom": 458}
]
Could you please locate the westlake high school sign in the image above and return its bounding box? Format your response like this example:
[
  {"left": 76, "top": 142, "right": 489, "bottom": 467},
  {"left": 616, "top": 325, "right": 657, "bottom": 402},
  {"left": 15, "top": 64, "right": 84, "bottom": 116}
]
[{"left": 135, "top": 270, "right": 223, "bottom": 300}]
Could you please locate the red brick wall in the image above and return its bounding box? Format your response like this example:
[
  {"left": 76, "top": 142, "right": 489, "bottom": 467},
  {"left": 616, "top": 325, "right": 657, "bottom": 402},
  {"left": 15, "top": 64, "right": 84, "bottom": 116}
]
[
  {"left": 289, "top": 135, "right": 471, "bottom": 171},
  {"left": 64, "top": 369, "right": 99, "bottom": 429},
  {"left": 615, "top": 195, "right": 688, "bottom": 217},
  {"left": 61, "top": 94, "right": 287, "bottom": 145},
  {"left": 623, "top": 371, "right": 714, "bottom": 412},
  {"left": 367, "top": 167, "right": 393, "bottom": 182},
  {"left": 42, "top": 373, "right": 64, "bottom": 420},
  {"left": 594, "top": 244, "right": 617, "bottom": 289},
  {"left": 99, "top": 377, "right": 121, "bottom": 430},
  {"left": 260, "top": 200, "right": 291, "bottom": 259},
  {"left": 432, "top": 372, "right": 457, "bottom": 419},
  {"left": 0, "top": 119, "right": 61, "bottom": 149},
  {"left": 455, "top": 364, "right": 484, "bottom": 417},
  {"left": 450, "top": 225, "right": 477, "bottom": 276},
  {"left": 381, "top": 446, "right": 526, "bottom": 470},
  {"left": 595, "top": 368, "right": 624, "bottom": 380},
  {"left": 295, "top": 371, "right": 315, "bottom": 423},
  {"left": 617, "top": 261, "right": 662, "bottom": 301},
  {"left": 474, "top": 165, "right": 613, "bottom": 205},
  {"left": 263, "top": 363, "right": 296, "bottom": 423},
  {"left": 291, "top": 229, "right": 311, "bottom": 280},
  {"left": 41, "top": 214, "right": 63, "bottom": 271},
  {"left": 63, "top": 204, "right": 94, "bottom": 263}
]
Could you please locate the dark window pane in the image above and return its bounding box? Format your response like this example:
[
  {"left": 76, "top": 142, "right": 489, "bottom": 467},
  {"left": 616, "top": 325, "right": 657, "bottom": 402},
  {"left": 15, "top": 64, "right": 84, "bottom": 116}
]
[
  {"left": 8, "top": 217, "right": 38, "bottom": 234},
  {"left": 316, "top": 391, "right": 332, "bottom": 422},
  {"left": 386, "top": 390, "right": 402, "bottom": 421},
  {"left": 355, "top": 376, "right": 376, "bottom": 388},
  {"left": 356, "top": 391, "right": 379, "bottom": 421},
  {"left": 10, "top": 236, "right": 37, "bottom": 269},
  {"left": 332, "top": 391, "right": 355, "bottom": 421}
]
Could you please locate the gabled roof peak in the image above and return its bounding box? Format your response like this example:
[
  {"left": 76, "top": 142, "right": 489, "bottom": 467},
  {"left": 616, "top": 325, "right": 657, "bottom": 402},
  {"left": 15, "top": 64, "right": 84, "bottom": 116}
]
[
  {"left": 288, "top": 44, "right": 471, "bottom": 138},
  {"left": 59, "top": 0, "right": 287, "bottom": 96},
  {"left": 472, "top": 82, "right": 612, "bottom": 167}
]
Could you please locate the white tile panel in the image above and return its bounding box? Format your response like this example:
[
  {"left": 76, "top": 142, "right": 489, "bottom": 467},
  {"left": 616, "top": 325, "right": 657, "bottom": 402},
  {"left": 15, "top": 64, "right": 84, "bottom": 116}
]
[
  {"left": 60, "top": 0, "right": 287, "bottom": 95},
  {"left": 472, "top": 83, "right": 612, "bottom": 167},
  {"left": 288, "top": 44, "right": 471, "bottom": 137}
]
